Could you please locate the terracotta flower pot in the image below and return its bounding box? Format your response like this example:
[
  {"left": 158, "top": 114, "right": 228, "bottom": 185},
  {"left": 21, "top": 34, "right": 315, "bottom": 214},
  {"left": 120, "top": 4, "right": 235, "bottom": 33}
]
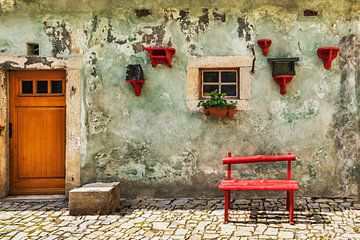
[
  {"left": 227, "top": 108, "right": 237, "bottom": 117},
  {"left": 207, "top": 107, "right": 228, "bottom": 118}
]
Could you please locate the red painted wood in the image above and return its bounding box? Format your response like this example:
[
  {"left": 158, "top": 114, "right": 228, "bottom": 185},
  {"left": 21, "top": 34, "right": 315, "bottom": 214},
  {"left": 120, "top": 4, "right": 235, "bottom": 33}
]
[
  {"left": 144, "top": 47, "right": 176, "bottom": 68},
  {"left": 287, "top": 160, "right": 291, "bottom": 180},
  {"left": 126, "top": 80, "right": 145, "bottom": 96},
  {"left": 219, "top": 180, "right": 299, "bottom": 191},
  {"left": 227, "top": 152, "right": 232, "bottom": 180},
  {"left": 289, "top": 190, "right": 295, "bottom": 224},
  {"left": 273, "top": 75, "right": 293, "bottom": 95},
  {"left": 257, "top": 39, "right": 272, "bottom": 56},
  {"left": 317, "top": 46, "right": 339, "bottom": 70},
  {"left": 222, "top": 154, "right": 296, "bottom": 164},
  {"left": 224, "top": 190, "right": 230, "bottom": 223},
  {"left": 219, "top": 153, "right": 299, "bottom": 224}
]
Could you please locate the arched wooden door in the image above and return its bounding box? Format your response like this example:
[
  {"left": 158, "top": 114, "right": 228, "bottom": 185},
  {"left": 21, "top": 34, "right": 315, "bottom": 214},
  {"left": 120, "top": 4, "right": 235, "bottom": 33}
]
[{"left": 9, "top": 70, "right": 66, "bottom": 195}]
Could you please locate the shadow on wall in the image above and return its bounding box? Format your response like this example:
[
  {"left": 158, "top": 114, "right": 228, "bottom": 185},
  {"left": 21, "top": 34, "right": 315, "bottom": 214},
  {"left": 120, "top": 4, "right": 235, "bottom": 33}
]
[{"left": 330, "top": 35, "right": 360, "bottom": 196}]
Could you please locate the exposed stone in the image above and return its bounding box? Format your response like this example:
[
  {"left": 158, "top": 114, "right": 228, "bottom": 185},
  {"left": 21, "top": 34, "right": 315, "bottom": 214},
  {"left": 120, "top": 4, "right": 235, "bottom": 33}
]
[
  {"left": 43, "top": 20, "right": 71, "bottom": 57},
  {"left": 0, "top": 1, "right": 359, "bottom": 199},
  {"left": 69, "top": 182, "right": 121, "bottom": 215}
]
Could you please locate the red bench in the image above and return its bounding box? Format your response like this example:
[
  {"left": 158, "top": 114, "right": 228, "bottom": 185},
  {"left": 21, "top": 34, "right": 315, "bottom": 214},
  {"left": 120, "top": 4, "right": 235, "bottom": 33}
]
[{"left": 218, "top": 152, "right": 299, "bottom": 224}]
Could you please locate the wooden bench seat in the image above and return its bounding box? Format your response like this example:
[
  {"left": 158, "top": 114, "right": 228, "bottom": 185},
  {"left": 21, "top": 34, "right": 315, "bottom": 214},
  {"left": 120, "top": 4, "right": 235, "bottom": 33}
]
[
  {"left": 219, "top": 152, "right": 299, "bottom": 224},
  {"left": 219, "top": 179, "right": 299, "bottom": 191}
]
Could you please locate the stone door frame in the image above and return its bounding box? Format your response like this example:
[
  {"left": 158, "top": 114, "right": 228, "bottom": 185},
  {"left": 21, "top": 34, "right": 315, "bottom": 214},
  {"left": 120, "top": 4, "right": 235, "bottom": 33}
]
[{"left": 0, "top": 56, "right": 82, "bottom": 197}]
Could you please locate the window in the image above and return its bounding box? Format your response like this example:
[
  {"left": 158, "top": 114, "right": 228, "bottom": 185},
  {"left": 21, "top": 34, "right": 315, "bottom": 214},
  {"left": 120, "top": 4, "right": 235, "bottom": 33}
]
[
  {"left": 201, "top": 69, "right": 239, "bottom": 98},
  {"left": 19, "top": 79, "right": 64, "bottom": 96},
  {"left": 21, "top": 80, "right": 33, "bottom": 94},
  {"left": 187, "top": 56, "right": 253, "bottom": 111},
  {"left": 36, "top": 81, "right": 48, "bottom": 94},
  {"left": 27, "top": 43, "right": 40, "bottom": 56}
]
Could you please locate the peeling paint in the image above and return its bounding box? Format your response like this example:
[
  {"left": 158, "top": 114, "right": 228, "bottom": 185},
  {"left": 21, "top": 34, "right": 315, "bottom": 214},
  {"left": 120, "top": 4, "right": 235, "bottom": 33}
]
[
  {"left": 0, "top": 1, "right": 359, "bottom": 198},
  {"left": 24, "top": 56, "right": 53, "bottom": 68},
  {"left": 271, "top": 99, "right": 320, "bottom": 125},
  {"left": 88, "top": 108, "right": 113, "bottom": 135},
  {"left": 237, "top": 17, "right": 253, "bottom": 41},
  {"left": 43, "top": 20, "right": 71, "bottom": 57},
  {"left": 0, "top": 61, "right": 19, "bottom": 70},
  {"left": 212, "top": 9, "right": 226, "bottom": 22}
]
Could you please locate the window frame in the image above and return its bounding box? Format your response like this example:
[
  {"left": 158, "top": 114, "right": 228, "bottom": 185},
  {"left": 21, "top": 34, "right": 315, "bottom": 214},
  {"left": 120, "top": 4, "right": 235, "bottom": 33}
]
[
  {"left": 199, "top": 68, "right": 240, "bottom": 99},
  {"left": 187, "top": 56, "right": 253, "bottom": 112},
  {"left": 19, "top": 79, "right": 65, "bottom": 97}
]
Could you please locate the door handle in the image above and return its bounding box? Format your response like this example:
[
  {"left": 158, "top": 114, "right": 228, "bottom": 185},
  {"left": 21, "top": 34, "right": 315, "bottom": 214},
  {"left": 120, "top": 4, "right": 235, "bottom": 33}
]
[{"left": 9, "top": 122, "right": 12, "bottom": 138}]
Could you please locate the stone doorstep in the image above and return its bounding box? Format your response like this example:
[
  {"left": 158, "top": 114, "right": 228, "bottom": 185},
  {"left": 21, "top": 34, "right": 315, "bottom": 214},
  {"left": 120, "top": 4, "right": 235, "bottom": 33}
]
[
  {"left": 2, "top": 195, "right": 66, "bottom": 202},
  {"left": 69, "top": 182, "right": 121, "bottom": 216}
]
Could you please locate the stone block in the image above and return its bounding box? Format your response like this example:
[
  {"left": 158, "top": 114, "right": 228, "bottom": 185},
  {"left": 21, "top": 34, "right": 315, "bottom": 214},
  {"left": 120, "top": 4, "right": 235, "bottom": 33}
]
[{"left": 69, "top": 182, "right": 121, "bottom": 215}]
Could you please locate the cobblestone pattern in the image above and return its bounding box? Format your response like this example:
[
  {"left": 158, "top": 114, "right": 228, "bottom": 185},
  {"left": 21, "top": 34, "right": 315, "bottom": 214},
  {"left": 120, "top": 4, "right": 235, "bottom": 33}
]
[{"left": 0, "top": 197, "right": 359, "bottom": 239}]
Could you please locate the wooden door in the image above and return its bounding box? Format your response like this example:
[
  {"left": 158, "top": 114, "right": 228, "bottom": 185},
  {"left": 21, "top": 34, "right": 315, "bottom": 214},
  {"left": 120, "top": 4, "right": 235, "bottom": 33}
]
[{"left": 9, "top": 70, "right": 66, "bottom": 195}]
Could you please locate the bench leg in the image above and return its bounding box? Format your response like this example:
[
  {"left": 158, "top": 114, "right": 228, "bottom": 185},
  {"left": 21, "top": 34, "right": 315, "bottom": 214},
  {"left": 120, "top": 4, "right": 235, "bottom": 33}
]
[
  {"left": 224, "top": 190, "right": 230, "bottom": 224},
  {"left": 289, "top": 190, "right": 295, "bottom": 225}
]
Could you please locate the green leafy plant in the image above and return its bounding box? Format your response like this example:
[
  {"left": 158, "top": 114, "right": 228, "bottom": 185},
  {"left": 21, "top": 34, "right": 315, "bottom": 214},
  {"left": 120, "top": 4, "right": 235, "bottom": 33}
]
[{"left": 197, "top": 89, "right": 237, "bottom": 109}]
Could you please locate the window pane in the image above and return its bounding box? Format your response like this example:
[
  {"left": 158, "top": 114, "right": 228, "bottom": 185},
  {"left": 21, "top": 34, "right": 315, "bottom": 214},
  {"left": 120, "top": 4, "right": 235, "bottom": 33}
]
[
  {"left": 221, "top": 71, "right": 237, "bottom": 83},
  {"left": 203, "top": 85, "right": 219, "bottom": 97},
  {"left": 221, "top": 85, "right": 237, "bottom": 97},
  {"left": 51, "top": 81, "right": 63, "bottom": 94},
  {"left": 203, "top": 71, "right": 219, "bottom": 83},
  {"left": 22, "top": 81, "right": 33, "bottom": 94},
  {"left": 36, "top": 81, "right": 48, "bottom": 94}
]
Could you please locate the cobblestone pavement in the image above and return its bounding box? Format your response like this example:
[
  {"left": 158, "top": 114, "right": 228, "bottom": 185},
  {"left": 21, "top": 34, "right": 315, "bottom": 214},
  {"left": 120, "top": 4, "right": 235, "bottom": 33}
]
[{"left": 0, "top": 197, "right": 359, "bottom": 239}]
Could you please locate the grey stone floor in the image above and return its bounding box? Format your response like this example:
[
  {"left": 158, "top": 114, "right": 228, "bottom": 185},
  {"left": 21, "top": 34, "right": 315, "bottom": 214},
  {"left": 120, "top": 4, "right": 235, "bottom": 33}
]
[{"left": 0, "top": 197, "right": 359, "bottom": 239}]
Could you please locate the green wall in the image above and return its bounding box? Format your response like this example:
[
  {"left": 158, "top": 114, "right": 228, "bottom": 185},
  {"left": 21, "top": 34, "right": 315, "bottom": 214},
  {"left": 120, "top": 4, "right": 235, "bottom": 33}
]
[{"left": 0, "top": 0, "right": 359, "bottom": 197}]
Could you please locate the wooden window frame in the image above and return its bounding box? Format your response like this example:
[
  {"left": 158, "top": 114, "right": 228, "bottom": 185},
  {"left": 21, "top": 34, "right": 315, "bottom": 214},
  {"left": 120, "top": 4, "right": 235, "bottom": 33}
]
[
  {"left": 199, "top": 68, "right": 240, "bottom": 99},
  {"left": 20, "top": 79, "right": 34, "bottom": 95},
  {"left": 19, "top": 79, "right": 65, "bottom": 97}
]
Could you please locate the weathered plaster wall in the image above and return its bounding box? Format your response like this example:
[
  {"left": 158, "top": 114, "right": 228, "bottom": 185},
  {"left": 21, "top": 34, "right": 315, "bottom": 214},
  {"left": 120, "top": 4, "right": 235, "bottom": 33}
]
[
  {"left": 0, "top": 70, "right": 8, "bottom": 198},
  {"left": 0, "top": 0, "right": 359, "bottom": 198},
  {"left": 0, "top": 56, "right": 83, "bottom": 197}
]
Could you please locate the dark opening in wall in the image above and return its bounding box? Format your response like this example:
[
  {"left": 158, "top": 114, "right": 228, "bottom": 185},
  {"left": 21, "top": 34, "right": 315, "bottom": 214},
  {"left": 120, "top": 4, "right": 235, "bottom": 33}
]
[
  {"left": 304, "top": 9, "right": 318, "bottom": 16},
  {"left": 135, "top": 9, "right": 151, "bottom": 18},
  {"left": 27, "top": 43, "right": 39, "bottom": 55}
]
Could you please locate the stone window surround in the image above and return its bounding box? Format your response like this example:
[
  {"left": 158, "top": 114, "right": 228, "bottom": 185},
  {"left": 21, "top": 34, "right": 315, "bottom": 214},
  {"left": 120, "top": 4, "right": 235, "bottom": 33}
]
[
  {"left": 0, "top": 56, "right": 82, "bottom": 198},
  {"left": 187, "top": 56, "right": 253, "bottom": 111}
]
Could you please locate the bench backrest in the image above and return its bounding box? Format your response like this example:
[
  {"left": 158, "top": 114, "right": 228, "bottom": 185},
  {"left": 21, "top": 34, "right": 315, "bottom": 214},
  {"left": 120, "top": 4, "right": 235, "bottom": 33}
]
[{"left": 223, "top": 152, "right": 296, "bottom": 180}]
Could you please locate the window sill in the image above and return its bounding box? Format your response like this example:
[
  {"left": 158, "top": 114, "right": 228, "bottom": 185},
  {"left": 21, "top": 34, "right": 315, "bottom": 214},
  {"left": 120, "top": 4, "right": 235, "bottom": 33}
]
[
  {"left": 186, "top": 55, "right": 253, "bottom": 113},
  {"left": 187, "top": 99, "right": 251, "bottom": 112}
]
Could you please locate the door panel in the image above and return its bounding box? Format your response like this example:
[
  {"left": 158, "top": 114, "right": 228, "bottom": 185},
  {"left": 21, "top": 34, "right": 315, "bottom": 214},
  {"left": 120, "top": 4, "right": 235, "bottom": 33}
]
[
  {"left": 9, "top": 70, "right": 66, "bottom": 195},
  {"left": 17, "top": 107, "right": 65, "bottom": 179}
]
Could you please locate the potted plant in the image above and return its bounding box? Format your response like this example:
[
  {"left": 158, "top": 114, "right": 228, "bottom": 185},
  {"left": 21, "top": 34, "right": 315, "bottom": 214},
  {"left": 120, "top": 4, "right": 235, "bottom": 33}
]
[
  {"left": 227, "top": 100, "right": 237, "bottom": 117},
  {"left": 197, "top": 90, "right": 237, "bottom": 118}
]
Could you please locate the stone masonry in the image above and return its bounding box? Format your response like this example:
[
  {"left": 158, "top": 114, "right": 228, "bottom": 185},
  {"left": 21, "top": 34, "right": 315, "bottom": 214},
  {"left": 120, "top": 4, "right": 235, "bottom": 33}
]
[
  {"left": 0, "top": 197, "right": 359, "bottom": 239},
  {"left": 69, "top": 182, "right": 121, "bottom": 215}
]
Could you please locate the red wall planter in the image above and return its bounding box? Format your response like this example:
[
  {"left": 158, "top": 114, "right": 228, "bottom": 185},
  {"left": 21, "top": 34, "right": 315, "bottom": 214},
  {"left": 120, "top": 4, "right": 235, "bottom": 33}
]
[
  {"left": 268, "top": 58, "right": 299, "bottom": 95},
  {"left": 257, "top": 39, "right": 272, "bottom": 56},
  {"left": 317, "top": 46, "right": 339, "bottom": 70},
  {"left": 125, "top": 64, "right": 145, "bottom": 97},
  {"left": 127, "top": 80, "right": 144, "bottom": 96},
  {"left": 144, "top": 47, "right": 176, "bottom": 68},
  {"left": 273, "top": 75, "right": 293, "bottom": 95}
]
